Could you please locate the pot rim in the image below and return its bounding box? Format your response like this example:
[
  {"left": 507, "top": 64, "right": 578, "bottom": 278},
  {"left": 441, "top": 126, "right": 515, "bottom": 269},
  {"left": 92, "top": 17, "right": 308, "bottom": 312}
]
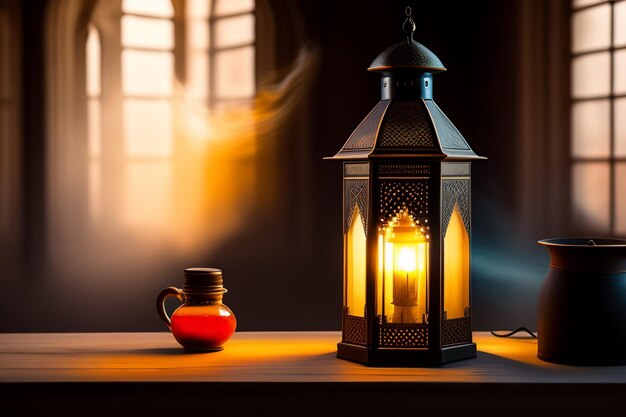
[{"left": 538, "top": 237, "right": 626, "bottom": 248}]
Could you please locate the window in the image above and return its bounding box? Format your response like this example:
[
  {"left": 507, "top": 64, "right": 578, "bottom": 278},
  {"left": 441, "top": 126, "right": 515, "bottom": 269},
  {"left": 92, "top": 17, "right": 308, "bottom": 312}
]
[
  {"left": 86, "top": 0, "right": 255, "bottom": 232},
  {"left": 571, "top": 0, "right": 626, "bottom": 234}
]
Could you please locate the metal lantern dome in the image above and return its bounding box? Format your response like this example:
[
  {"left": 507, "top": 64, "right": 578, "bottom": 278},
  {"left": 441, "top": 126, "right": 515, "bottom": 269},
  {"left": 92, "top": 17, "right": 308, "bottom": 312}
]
[{"left": 328, "top": 7, "right": 484, "bottom": 366}]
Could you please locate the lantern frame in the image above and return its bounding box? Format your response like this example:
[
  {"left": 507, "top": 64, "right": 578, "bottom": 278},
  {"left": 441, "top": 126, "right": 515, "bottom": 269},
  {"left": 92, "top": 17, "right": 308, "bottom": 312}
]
[{"left": 328, "top": 8, "right": 484, "bottom": 366}]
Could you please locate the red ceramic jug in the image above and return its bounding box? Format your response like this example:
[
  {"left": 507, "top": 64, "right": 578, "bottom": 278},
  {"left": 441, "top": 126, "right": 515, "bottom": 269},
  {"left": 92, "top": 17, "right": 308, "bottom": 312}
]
[{"left": 157, "top": 268, "right": 236, "bottom": 351}]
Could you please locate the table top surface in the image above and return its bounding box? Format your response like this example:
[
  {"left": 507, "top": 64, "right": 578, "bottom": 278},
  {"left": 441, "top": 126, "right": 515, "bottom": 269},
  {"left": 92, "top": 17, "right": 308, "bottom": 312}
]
[{"left": 1, "top": 331, "right": 626, "bottom": 383}]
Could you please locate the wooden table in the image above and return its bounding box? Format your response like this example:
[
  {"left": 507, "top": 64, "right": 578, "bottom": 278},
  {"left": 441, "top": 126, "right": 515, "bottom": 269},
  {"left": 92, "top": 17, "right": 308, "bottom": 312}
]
[{"left": 2, "top": 331, "right": 626, "bottom": 416}]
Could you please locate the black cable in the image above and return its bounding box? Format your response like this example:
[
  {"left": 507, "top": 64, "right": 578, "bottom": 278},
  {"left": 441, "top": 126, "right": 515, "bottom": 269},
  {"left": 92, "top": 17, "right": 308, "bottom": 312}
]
[{"left": 490, "top": 327, "right": 537, "bottom": 338}]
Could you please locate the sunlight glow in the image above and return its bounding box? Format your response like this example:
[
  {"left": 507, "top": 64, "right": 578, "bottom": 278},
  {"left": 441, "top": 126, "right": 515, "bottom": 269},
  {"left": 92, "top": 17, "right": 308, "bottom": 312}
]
[
  {"left": 122, "top": 15, "right": 174, "bottom": 49},
  {"left": 122, "top": 50, "right": 174, "bottom": 96},
  {"left": 214, "top": 14, "right": 254, "bottom": 48},
  {"left": 572, "top": 163, "right": 610, "bottom": 232},
  {"left": 122, "top": 0, "right": 174, "bottom": 17}
]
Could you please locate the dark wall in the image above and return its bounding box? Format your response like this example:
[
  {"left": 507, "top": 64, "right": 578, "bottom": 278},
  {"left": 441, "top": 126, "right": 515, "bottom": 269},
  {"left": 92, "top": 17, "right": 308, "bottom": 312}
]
[{"left": 1, "top": 0, "right": 556, "bottom": 332}]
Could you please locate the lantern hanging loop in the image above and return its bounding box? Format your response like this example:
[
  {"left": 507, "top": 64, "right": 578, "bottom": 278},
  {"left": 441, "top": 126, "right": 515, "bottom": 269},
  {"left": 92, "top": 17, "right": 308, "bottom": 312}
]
[{"left": 402, "top": 6, "right": 416, "bottom": 43}]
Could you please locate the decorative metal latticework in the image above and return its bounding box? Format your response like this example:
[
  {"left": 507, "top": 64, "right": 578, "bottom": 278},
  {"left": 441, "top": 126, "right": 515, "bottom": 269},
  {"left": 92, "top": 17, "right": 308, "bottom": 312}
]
[
  {"left": 344, "top": 314, "right": 367, "bottom": 345},
  {"left": 378, "top": 101, "right": 436, "bottom": 148},
  {"left": 379, "top": 320, "right": 428, "bottom": 348},
  {"left": 442, "top": 179, "right": 470, "bottom": 235},
  {"left": 442, "top": 316, "right": 472, "bottom": 346},
  {"left": 344, "top": 179, "right": 368, "bottom": 233},
  {"left": 378, "top": 163, "right": 430, "bottom": 177},
  {"left": 380, "top": 180, "right": 429, "bottom": 225}
]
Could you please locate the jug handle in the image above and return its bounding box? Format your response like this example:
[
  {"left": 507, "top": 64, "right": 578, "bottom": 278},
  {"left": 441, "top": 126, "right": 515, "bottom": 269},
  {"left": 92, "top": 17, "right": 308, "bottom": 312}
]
[{"left": 157, "top": 287, "right": 184, "bottom": 330}]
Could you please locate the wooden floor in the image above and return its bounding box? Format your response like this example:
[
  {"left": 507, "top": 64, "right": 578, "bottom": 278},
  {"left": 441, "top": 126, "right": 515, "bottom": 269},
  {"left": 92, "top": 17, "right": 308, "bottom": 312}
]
[{"left": 2, "top": 331, "right": 626, "bottom": 415}]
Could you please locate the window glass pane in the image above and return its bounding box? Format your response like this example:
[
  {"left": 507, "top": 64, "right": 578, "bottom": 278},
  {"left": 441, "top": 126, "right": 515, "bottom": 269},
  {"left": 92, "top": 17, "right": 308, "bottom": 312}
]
[
  {"left": 572, "top": 52, "right": 610, "bottom": 98},
  {"left": 214, "top": 46, "right": 255, "bottom": 99},
  {"left": 187, "top": 0, "right": 211, "bottom": 18},
  {"left": 88, "top": 98, "right": 101, "bottom": 158},
  {"left": 214, "top": 14, "right": 254, "bottom": 48},
  {"left": 615, "top": 98, "right": 626, "bottom": 157},
  {"left": 572, "top": 162, "right": 610, "bottom": 232},
  {"left": 125, "top": 161, "right": 171, "bottom": 228},
  {"left": 86, "top": 26, "right": 100, "bottom": 97},
  {"left": 614, "top": 49, "right": 626, "bottom": 95},
  {"left": 572, "top": 5, "right": 611, "bottom": 53},
  {"left": 89, "top": 160, "right": 101, "bottom": 220},
  {"left": 616, "top": 163, "right": 626, "bottom": 235},
  {"left": 615, "top": 1, "right": 626, "bottom": 47},
  {"left": 573, "top": 0, "right": 606, "bottom": 8},
  {"left": 188, "top": 19, "right": 209, "bottom": 50},
  {"left": 124, "top": 99, "right": 172, "bottom": 157},
  {"left": 122, "top": 16, "right": 174, "bottom": 50},
  {"left": 122, "top": 0, "right": 174, "bottom": 17},
  {"left": 122, "top": 50, "right": 173, "bottom": 96},
  {"left": 187, "top": 51, "right": 209, "bottom": 100},
  {"left": 214, "top": 0, "right": 254, "bottom": 16},
  {"left": 572, "top": 100, "right": 610, "bottom": 158}
]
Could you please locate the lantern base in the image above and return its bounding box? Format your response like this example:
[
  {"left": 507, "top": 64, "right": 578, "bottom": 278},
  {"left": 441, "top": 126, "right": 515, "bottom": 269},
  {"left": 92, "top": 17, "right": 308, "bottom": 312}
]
[{"left": 337, "top": 342, "right": 476, "bottom": 367}]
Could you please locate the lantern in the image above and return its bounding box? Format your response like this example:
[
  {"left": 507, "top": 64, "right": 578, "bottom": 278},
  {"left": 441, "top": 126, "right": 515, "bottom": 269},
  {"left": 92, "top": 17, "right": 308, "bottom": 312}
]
[{"left": 327, "top": 8, "right": 484, "bottom": 365}]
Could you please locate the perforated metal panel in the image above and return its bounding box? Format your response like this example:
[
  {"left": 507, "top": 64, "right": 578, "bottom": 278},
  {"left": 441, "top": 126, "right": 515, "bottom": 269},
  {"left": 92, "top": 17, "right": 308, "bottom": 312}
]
[
  {"left": 379, "top": 180, "right": 430, "bottom": 226},
  {"left": 344, "top": 179, "right": 368, "bottom": 234},
  {"left": 378, "top": 101, "right": 436, "bottom": 148},
  {"left": 442, "top": 316, "right": 472, "bottom": 346},
  {"left": 344, "top": 314, "right": 367, "bottom": 346},
  {"left": 442, "top": 179, "right": 470, "bottom": 236},
  {"left": 379, "top": 321, "right": 429, "bottom": 348}
]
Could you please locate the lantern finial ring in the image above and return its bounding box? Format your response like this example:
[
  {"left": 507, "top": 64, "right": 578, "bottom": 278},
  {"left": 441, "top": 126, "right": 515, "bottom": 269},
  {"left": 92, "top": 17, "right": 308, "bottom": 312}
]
[{"left": 403, "top": 6, "right": 416, "bottom": 43}]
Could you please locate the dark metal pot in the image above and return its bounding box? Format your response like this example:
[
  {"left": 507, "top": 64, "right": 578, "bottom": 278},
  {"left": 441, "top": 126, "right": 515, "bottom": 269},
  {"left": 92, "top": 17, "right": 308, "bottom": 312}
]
[{"left": 537, "top": 238, "right": 626, "bottom": 365}]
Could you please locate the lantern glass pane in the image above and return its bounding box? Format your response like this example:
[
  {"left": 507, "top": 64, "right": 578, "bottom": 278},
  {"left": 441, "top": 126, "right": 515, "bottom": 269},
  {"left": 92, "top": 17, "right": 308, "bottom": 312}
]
[
  {"left": 572, "top": 52, "right": 610, "bottom": 98},
  {"left": 614, "top": 50, "right": 626, "bottom": 95},
  {"left": 615, "top": 98, "right": 626, "bottom": 157},
  {"left": 616, "top": 163, "right": 626, "bottom": 235},
  {"left": 571, "top": 100, "right": 610, "bottom": 158},
  {"left": 572, "top": 162, "right": 610, "bottom": 232},
  {"left": 614, "top": 1, "right": 626, "bottom": 47},
  {"left": 444, "top": 205, "right": 470, "bottom": 319},
  {"left": 346, "top": 208, "right": 366, "bottom": 317},
  {"left": 572, "top": 5, "right": 611, "bottom": 53}
]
